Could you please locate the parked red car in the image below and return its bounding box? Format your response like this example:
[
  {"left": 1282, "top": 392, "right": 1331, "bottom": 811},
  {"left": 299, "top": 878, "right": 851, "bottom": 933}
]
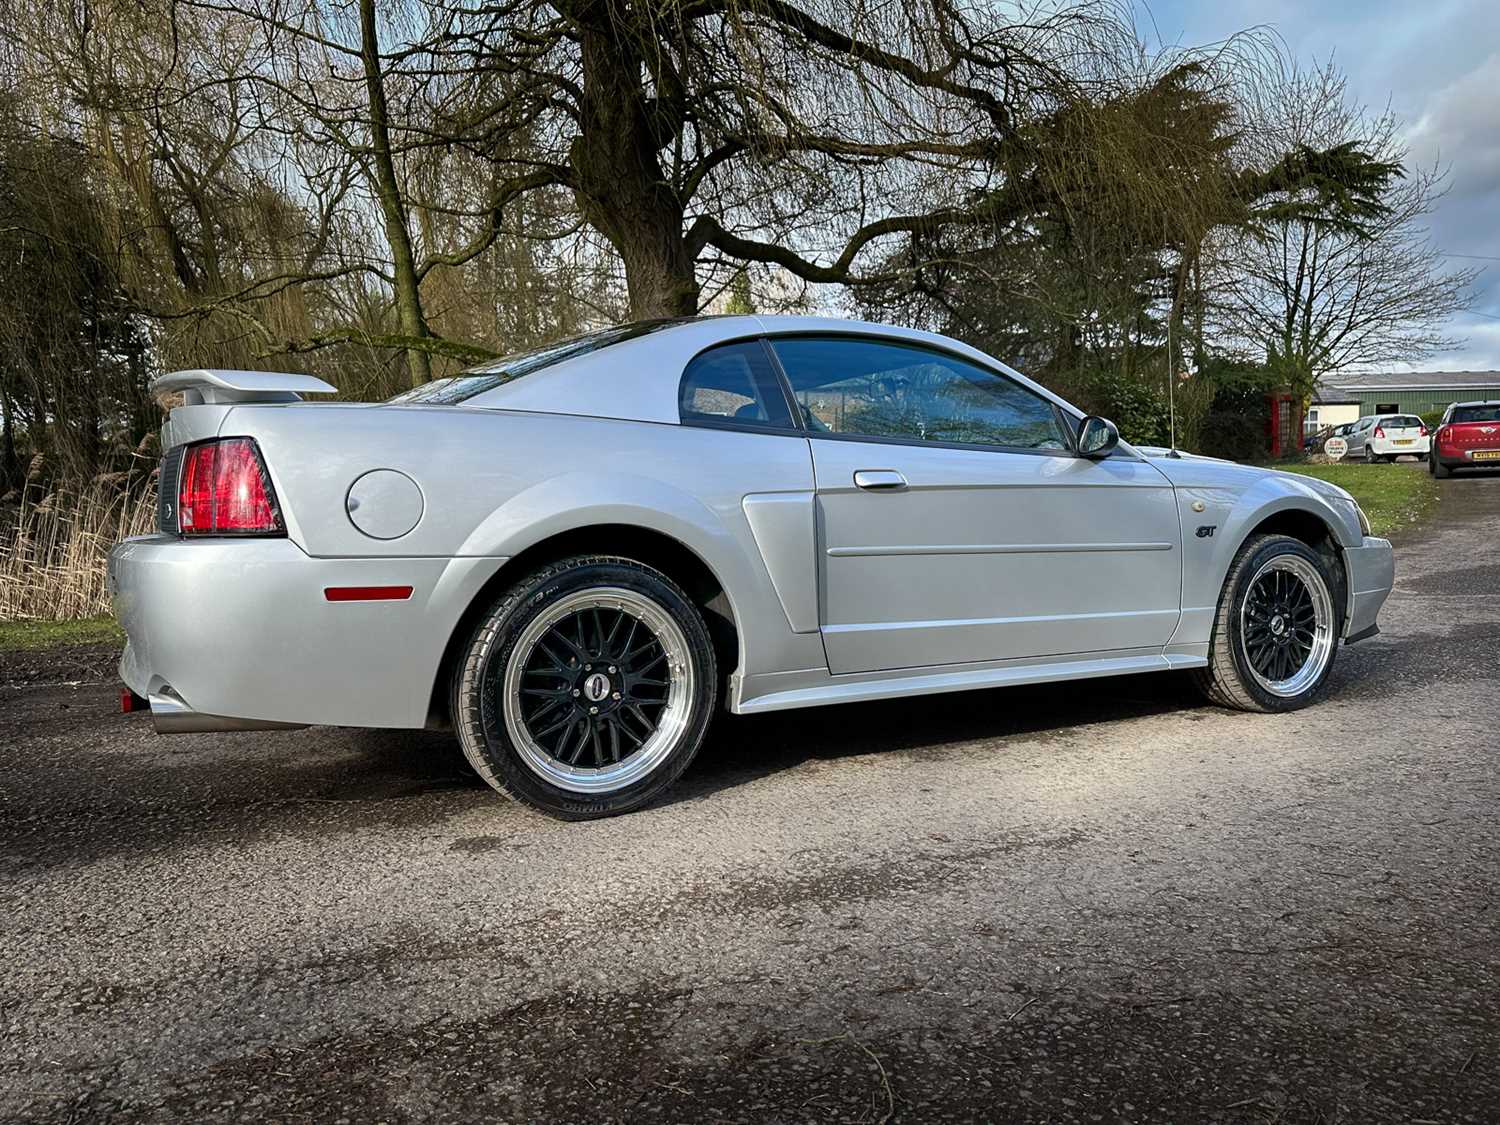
[{"left": 1430, "top": 401, "right": 1500, "bottom": 478}]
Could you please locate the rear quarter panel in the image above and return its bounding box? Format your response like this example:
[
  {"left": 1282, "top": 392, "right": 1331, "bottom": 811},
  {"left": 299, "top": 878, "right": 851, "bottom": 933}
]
[{"left": 219, "top": 404, "right": 825, "bottom": 682}]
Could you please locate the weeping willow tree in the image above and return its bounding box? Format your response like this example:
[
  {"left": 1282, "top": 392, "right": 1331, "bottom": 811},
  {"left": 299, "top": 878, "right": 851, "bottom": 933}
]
[{"left": 0, "top": 102, "right": 151, "bottom": 489}]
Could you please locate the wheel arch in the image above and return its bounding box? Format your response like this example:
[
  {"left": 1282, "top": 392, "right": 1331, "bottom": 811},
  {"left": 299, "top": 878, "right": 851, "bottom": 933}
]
[
  {"left": 1230, "top": 506, "right": 1349, "bottom": 626},
  {"left": 426, "top": 524, "right": 739, "bottom": 728}
]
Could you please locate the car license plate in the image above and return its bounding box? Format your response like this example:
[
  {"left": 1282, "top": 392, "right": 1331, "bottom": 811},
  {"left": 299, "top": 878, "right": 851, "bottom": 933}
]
[
  {"left": 1395, "top": 438, "right": 1412, "bottom": 445},
  {"left": 1472, "top": 450, "right": 1500, "bottom": 461}
]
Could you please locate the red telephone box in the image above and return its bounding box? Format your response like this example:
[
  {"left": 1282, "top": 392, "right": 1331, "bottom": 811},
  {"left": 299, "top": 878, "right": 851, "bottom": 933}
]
[{"left": 1266, "top": 391, "right": 1303, "bottom": 458}]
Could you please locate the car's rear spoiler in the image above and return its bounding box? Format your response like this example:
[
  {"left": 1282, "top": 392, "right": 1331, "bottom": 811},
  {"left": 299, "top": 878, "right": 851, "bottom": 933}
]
[{"left": 151, "top": 369, "right": 338, "bottom": 406}]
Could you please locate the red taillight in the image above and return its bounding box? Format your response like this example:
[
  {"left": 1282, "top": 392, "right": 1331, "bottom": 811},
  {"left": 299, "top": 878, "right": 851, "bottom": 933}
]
[
  {"left": 1374, "top": 426, "right": 1385, "bottom": 439},
  {"left": 1419, "top": 424, "right": 1428, "bottom": 436},
  {"left": 178, "top": 438, "right": 283, "bottom": 535}
]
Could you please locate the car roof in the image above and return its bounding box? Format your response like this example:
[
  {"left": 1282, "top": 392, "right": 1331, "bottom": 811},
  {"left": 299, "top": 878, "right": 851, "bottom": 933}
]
[{"left": 460, "top": 314, "right": 1084, "bottom": 426}]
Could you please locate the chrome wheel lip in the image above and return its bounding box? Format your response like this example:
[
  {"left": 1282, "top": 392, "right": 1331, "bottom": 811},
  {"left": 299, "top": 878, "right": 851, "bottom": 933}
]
[
  {"left": 1238, "top": 554, "right": 1335, "bottom": 698},
  {"left": 502, "top": 586, "right": 694, "bottom": 795}
]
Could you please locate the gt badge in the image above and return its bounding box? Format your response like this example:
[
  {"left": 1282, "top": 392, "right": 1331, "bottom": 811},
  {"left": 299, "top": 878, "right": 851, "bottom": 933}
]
[{"left": 1196, "top": 525, "right": 1216, "bottom": 538}]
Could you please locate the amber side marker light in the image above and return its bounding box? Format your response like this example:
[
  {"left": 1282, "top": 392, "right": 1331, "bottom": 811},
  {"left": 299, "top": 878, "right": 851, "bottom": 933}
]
[{"left": 323, "top": 585, "right": 414, "bottom": 602}]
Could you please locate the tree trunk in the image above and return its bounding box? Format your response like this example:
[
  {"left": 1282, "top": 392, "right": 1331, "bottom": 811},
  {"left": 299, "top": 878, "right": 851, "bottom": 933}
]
[
  {"left": 569, "top": 28, "right": 699, "bottom": 319},
  {"left": 358, "top": 0, "right": 432, "bottom": 385},
  {"left": 1, "top": 377, "right": 18, "bottom": 493}
]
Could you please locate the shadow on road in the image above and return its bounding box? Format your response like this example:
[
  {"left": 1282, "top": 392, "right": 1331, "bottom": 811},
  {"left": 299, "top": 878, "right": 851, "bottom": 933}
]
[
  {"left": 1, "top": 666, "right": 1205, "bottom": 872},
  {"left": 672, "top": 669, "right": 1208, "bottom": 806}
]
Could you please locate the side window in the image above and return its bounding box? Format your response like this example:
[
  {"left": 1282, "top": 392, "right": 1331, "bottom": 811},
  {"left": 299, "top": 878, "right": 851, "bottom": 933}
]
[
  {"left": 679, "top": 341, "right": 793, "bottom": 429},
  {"left": 769, "top": 336, "right": 1069, "bottom": 451}
]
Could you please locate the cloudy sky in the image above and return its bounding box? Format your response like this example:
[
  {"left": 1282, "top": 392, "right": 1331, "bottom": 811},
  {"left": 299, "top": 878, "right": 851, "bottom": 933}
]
[{"left": 1139, "top": 0, "right": 1500, "bottom": 371}]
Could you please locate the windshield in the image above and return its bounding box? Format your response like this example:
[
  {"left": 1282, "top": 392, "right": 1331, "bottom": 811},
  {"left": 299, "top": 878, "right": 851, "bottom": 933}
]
[
  {"left": 1452, "top": 404, "right": 1500, "bottom": 424},
  {"left": 385, "top": 319, "right": 695, "bottom": 404}
]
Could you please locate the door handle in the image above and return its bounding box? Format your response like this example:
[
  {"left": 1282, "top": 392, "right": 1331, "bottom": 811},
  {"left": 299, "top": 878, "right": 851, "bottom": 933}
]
[{"left": 853, "top": 469, "right": 908, "bottom": 491}]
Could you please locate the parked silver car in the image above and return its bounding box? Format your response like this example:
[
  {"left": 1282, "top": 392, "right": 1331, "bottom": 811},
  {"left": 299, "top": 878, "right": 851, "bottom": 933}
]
[{"left": 111, "top": 316, "right": 1394, "bottom": 818}]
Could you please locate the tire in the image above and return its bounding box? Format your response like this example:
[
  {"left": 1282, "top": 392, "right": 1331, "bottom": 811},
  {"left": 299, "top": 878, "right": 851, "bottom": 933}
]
[
  {"left": 1364, "top": 444, "right": 1378, "bottom": 463},
  {"left": 1433, "top": 457, "right": 1452, "bottom": 479},
  {"left": 452, "top": 555, "right": 717, "bottom": 819},
  {"left": 1192, "top": 534, "right": 1343, "bottom": 713}
]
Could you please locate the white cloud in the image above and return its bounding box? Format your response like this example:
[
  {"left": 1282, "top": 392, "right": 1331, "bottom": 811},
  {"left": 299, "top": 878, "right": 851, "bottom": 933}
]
[{"left": 1405, "top": 53, "right": 1500, "bottom": 205}]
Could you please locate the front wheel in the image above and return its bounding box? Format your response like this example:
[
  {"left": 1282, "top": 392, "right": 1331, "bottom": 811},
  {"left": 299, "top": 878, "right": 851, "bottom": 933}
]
[
  {"left": 1192, "top": 534, "right": 1343, "bottom": 713},
  {"left": 452, "top": 555, "right": 717, "bottom": 819}
]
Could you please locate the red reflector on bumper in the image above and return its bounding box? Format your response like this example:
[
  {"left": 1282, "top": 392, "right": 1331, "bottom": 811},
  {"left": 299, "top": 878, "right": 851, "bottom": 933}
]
[{"left": 323, "top": 585, "right": 414, "bottom": 602}]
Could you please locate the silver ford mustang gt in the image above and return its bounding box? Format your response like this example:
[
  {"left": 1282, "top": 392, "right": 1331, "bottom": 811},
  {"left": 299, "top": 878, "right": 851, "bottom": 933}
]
[{"left": 111, "top": 315, "right": 1394, "bottom": 818}]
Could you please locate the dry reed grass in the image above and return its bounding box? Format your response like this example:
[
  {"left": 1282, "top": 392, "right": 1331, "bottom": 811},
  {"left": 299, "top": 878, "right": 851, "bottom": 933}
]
[{"left": 1, "top": 459, "right": 156, "bottom": 622}]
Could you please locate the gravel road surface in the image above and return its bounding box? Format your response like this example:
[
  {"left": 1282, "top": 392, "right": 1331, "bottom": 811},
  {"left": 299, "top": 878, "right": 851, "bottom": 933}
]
[{"left": 3, "top": 469, "right": 1498, "bottom": 1123}]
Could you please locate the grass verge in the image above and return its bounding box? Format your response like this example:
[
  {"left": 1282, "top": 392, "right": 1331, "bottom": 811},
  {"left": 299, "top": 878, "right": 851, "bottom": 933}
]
[
  {"left": 0, "top": 616, "right": 123, "bottom": 651},
  {"left": 1275, "top": 462, "right": 1439, "bottom": 538}
]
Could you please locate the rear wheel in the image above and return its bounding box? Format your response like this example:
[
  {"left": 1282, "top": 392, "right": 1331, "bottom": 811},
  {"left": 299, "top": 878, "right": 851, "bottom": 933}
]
[
  {"left": 1433, "top": 456, "right": 1452, "bottom": 479},
  {"left": 452, "top": 555, "right": 717, "bottom": 819},
  {"left": 1193, "top": 534, "right": 1342, "bottom": 713},
  {"left": 1364, "top": 444, "right": 1379, "bottom": 463}
]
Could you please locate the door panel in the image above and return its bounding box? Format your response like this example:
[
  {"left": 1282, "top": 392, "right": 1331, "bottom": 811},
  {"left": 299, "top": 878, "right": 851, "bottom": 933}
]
[{"left": 812, "top": 440, "right": 1183, "bottom": 674}]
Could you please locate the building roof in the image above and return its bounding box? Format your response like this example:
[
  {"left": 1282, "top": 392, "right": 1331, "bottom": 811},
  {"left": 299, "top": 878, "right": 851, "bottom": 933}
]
[{"left": 1317, "top": 370, "right": 1500, "bottom": 394}]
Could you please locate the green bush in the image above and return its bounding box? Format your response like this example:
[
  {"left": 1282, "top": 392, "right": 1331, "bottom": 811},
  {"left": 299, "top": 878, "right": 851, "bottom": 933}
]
[
  {"left": 1418, "top": 408, "right": 1446, "bottom": 431},
  {"left": 1077, "top": 369, "right": 1172, "bottom": 447},
  {"left": 1198, "top": 405, "right": 1266, "bottom": 462},
  {"left": 1193, "top": 359, "right": 1278, "bottom": 462}
]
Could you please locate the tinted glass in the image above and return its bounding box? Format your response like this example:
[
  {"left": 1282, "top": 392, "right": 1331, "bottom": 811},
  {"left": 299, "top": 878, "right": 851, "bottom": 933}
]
[
  {"left": 770, "top": 337, "right": 1068, "bottom": 451},
  {"left": 1453, "top": 404, "right": 1500, "bottom": 423},
  {"left": 679, "top": 341, "right": 793, "bottom": 429},
  {"left": 387, "top": 319, "right": 693, "bottom": 404}
]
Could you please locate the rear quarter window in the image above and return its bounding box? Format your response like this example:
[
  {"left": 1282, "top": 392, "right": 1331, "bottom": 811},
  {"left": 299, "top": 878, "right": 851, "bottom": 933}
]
[
  {"left": 678, "top": 341, "right": 794, "bottom": 429},
  {"left": 387, "top": 319, "right": 693, "bottom": 404}
]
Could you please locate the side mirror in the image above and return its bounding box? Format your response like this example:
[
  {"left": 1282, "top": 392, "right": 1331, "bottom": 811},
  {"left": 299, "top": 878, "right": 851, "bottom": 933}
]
[{"left": 1077, "top": 415, "right": 1120, "bottom": 459}]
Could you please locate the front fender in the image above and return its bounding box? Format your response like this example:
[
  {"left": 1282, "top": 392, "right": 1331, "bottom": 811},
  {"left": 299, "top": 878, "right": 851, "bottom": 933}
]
[{"left": 1170, "top": 469, "right": 1363, "bottom": 648}]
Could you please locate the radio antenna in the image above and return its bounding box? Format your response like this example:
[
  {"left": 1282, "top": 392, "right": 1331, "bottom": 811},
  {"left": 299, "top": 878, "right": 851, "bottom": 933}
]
[{"left": 1166, "top": 284, "right": 1181, "bottom": 458}]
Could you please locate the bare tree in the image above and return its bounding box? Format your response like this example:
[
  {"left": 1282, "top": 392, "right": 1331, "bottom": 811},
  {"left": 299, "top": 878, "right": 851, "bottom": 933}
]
[
  {"left": 203, "top": 0, "right": 1128, "bottom": 328},
  {"left": 1216, "top": 60, "right": 1476, "bottom": 392}
]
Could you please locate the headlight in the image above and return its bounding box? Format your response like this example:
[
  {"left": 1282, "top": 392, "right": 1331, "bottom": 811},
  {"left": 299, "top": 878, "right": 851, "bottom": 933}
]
[{"left": 1336, "top": 497, "right": 1372, "bottom": 536}]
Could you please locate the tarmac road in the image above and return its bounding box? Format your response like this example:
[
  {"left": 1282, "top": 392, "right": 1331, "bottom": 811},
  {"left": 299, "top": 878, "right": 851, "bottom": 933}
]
[{"left": 2, "top": 468, "right": 1498, "bottom": 1123}]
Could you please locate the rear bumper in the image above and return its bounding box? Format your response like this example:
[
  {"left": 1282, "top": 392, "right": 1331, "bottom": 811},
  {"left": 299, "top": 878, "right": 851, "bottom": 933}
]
[
  {"left": 1434, "top": 447, "right": 1500, "bottom": 467},
  {"left": 1342, "top": 536, "right": 1394, "bottom": 642},
  {"left": 1369, "top": 439, "right": 1430, "bottom": 456},
  {"left": 110, "top": 536, "right": 506, "bottom": 729}
]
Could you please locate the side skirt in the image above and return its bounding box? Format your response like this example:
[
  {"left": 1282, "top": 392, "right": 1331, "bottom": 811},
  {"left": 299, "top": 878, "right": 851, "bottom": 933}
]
[{"left": 733, "top": 650, "right": 1207, "bottom": 715}]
